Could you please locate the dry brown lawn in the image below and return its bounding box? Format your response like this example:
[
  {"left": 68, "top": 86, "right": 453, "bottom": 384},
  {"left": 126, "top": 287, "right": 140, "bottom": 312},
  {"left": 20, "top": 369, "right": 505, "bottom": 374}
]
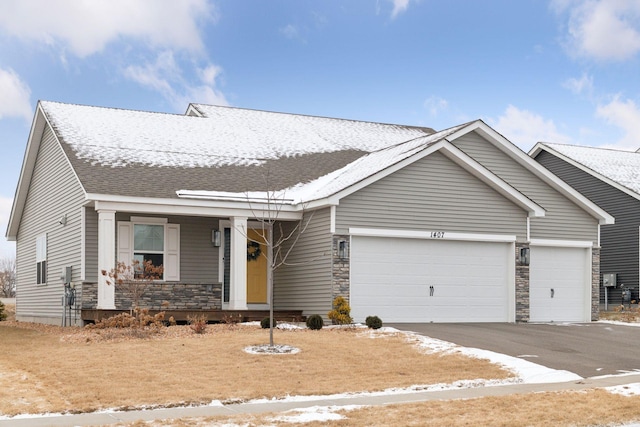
[
  {"left": 123, "top": 389, "right": 640, "bottom": 427},
  {"left": 0, "top": 315, "right": 510, "bottom": 417}
]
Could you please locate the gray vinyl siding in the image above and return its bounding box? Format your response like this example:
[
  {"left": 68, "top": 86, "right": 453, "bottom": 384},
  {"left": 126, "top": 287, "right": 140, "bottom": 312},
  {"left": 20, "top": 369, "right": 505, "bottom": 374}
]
[
  {"left": 335, "top": 151, "right": 527, "bottom": 237},
  {"left": 535, "top": 150, "right": 638, "bottom": 303},
  {"left": 452, "top": 132, "right": 599, "bottom": 242},
  {"left": 114, "top": 213, "right": 220, "bottom": 283},
  {"left": 177, "top": 216, "right": 219, "bottom": 282},
  {"left": 15, "top": 126, "right": 85, "bottom": 324},
  {"left": 84, "top": 207, "right": 98, "bottom": 282},
  {"left": 274, "top": 208, "right": 333, "bottom": 316}
]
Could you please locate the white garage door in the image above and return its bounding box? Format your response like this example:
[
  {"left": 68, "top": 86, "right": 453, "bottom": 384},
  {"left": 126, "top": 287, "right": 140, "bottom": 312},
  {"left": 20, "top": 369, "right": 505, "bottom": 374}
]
[
  {"left": 351, "top": 236, "right": 511, "bottom": 323},
  {"left": 529, "top": 246, "right": 590, "bottom": 323}
]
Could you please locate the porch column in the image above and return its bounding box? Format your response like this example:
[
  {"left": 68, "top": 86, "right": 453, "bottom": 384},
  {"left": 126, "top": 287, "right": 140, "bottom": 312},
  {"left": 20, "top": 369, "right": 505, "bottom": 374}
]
[
  {"left": 97, "top": 209, "right": 116, "bottom": 309},
  {"left": 229, "top": 216, "right": 248, "bottom": 310}
]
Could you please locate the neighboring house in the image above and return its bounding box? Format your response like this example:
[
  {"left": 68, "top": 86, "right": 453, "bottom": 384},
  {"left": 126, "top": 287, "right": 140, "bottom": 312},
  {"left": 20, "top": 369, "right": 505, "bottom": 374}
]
[
  {"left": 6, "top": 101, "right": 613, "bottom": 326},
  {"left": 531, "top": 143, "right": 640, "bottom": 306}
]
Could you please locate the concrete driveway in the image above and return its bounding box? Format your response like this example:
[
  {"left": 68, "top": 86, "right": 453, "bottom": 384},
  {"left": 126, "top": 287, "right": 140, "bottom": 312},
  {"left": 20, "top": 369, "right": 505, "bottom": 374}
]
[{"left": 390, "top": 322, "right": 640, "bottom": 378}]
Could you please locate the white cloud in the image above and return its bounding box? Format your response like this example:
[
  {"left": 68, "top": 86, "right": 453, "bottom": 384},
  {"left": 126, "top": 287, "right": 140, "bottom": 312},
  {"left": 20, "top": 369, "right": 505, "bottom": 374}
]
[
  {"left": 555, "top": 0, "right": 640, "bottom": 61},
  {"left": 493, "top": 105, "right": 572, "bottom": 149},
  {"left": 124, "top": 52, "right": 227, "bottom": 110},
  {"left": 0, "top": 67, "right": 32, "bottom": 122},
  {"left": 423, "top": 96, "right": 448, "bottom": 116},
  {"left": 563, "top": 72, "right": 593, "bottom": 95},
  {"left": 596, "top": 95, "right": 640, "bottom": 149},
  {"left": 280, "top": 24, "right": 300, "bottom": 39},
  {"left": 390, "top": 0, "right": 411, "bottom": 18},
  {"left": 0, "top": 0, "right": 215, "bottom": 57},
  {"left": 0, "top": 196, "right": 16, "bottom": 259}
]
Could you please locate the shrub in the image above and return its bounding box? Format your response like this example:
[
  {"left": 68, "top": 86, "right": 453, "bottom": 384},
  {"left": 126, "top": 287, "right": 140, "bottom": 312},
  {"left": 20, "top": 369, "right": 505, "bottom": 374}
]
[
  {"left": 327, "top": 296, "right": 352, "bottom": 325},
  {"left": 88, "top": 308, "right": 165, "bottom": 330},
  {"left": 365, "top": 315, "right": 383, "bottom": 329},
  {"left": 187, "top": 313, "right": 208, "bottom": 334},
  {"left": 261, "top": 317, "right": 277, "bottom": 329},
  {"left": 221, "top": 312, "right": 243, "bottom": 326},
  {"left": 306, "top": 314, "right": 324, "bottom": 330},
  {"left": 0, "top": 301, "right": 6, "bottom": 322}
]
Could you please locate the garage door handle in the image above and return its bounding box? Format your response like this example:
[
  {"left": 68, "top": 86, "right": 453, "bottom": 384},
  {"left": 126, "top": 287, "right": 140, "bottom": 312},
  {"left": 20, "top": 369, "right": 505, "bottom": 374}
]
[
  {"left": 429, "top": 285, "right": 434, "bottom": 296},
  {"left": 550, "top": 288, "right": 555, "bottom": 298}
]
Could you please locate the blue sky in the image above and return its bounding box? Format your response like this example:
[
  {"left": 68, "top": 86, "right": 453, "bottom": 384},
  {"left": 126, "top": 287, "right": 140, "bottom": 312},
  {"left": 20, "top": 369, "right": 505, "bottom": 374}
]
[{"left": 1, "top": 0, "right": 640, "bottom": 259}]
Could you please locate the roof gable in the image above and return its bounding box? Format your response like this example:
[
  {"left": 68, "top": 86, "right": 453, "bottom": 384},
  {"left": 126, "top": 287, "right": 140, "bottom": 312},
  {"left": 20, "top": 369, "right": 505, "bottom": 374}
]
[
  {"left": 446, "top": 121, "right": 614, "bottom": 225},
  {"left": 6, "top": 103, "right": 87, "bottom": 240},
  {"left": 531, "top": 142, "right": 640, "bottom": 203}
]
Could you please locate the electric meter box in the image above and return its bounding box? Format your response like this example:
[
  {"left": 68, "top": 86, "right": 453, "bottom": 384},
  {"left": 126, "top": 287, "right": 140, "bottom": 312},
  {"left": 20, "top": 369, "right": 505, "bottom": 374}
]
[{"left": 603, "top": 273, "right": 617, "bottom": 287}]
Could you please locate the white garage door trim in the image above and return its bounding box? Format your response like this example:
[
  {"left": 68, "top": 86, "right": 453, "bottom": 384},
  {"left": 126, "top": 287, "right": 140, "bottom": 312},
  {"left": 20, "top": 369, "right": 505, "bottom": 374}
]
[
  {"left": 350, "top": 230, "right": 516, "bottom": 323},
  {"left": 529, "top": 240, "right": 592, "bottom": 323},
  {"left": 350, "top": 227, "right": 517, "bottom": 243}
]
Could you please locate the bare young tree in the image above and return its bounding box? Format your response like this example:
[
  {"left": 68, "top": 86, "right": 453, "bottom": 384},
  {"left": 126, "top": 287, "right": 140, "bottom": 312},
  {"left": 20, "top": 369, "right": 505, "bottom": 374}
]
[
  {"left": 101, "top": 260, "right": 164, "bottom": 315},
  {"left": 246, "top": 182, "right": 314, "bottom": 347},
  {"left": 0, "top": 256, "right": 16, "bottom": 298}
]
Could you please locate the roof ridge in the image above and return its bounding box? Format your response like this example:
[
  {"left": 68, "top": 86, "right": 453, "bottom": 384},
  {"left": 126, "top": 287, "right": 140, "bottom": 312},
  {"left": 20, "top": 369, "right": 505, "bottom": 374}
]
[
  {"left": 543, "top": 141, "right": 640, "bottom": 154},
  {"left": 188, "top": 103, "right": 436, "bottom": 133}
]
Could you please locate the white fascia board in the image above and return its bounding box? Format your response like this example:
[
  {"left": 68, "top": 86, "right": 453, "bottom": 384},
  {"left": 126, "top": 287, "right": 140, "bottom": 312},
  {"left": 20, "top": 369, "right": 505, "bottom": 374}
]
[
  {"left": 349, "top": 227, "right": 517, "bottom": 243},
  {"left": 450, "top": 121, "right": 614, "bottom": 225},
  {"left": 90, "top": 195, "right": 303, "bottom": 221},
  {"left": 531, "top": 142, "right": 640, "bottom": 206},
  {"left": 437, "top": 143, "right": 545, "bottom": 218},
  {"left": 6, "top": 104, "right": 50, "bottom": 240},
  {"left": 529, "top": 238, "right": 593, "bottom": 248},
  {"left": 301, "top": 138, "right": 544, "bottom": 217},
  {"left": 7, "top": 103, "right": 91, "bottom": 240}
]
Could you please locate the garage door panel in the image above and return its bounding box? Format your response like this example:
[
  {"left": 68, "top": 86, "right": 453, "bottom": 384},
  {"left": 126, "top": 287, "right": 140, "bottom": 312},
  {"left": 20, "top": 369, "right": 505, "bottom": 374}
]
[
  {"left": 351, "top": 236, "right": 510, "bottom": 323},
  {"left": 530, "top": 246, "right": 588, "bottom": 322}
]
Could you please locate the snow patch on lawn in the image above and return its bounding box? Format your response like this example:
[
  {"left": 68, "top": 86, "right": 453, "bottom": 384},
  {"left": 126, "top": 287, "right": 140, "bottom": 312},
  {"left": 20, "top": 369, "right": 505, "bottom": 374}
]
[
  {"left": 606, "top": 383, "right": 640, "bottom": 396},
  {"left": 270, "top": 405, "right": 365, "bottom": 423},
  {"left": 364, "top": 327, "right": 582, "bottom": 384},
  {"left": 244, "top": 344, "right": 300, "bottom": 354}
]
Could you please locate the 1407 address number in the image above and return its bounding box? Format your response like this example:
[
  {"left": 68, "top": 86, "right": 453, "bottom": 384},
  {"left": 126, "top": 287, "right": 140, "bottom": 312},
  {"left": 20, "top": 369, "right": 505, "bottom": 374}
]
[{"left": 429, "top": 231, "right": 445, "bottom": 239}]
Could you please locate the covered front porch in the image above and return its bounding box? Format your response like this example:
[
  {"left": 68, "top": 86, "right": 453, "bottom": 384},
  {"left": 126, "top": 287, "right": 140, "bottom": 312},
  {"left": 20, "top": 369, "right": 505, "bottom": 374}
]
[{"left": 89, "top": 196, "right": 303, "bottom": 319}]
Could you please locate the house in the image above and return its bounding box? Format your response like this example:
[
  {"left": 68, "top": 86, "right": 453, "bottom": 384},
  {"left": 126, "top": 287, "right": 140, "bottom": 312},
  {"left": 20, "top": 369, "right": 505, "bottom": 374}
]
[
  {"left": 6, "top": 101, "right": 613, "bottom": 326},
  {"left": 531, "top": 142, "right": 640, "bottom": 306}
]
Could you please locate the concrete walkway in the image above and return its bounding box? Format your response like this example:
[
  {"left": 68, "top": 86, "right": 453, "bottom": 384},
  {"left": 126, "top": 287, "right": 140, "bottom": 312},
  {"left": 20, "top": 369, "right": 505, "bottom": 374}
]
[{"left": 3, "top": 373, "right": 640, "bottom": 427}]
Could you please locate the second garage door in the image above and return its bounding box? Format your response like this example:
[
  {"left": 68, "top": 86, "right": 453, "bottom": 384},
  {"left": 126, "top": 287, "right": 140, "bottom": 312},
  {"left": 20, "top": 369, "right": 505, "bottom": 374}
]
[
  {"left": 529, "top": 245, "right": 590, "bottom": 323},
  {"left": 350, "top": 236, "right": 512, "bottom": 323}
]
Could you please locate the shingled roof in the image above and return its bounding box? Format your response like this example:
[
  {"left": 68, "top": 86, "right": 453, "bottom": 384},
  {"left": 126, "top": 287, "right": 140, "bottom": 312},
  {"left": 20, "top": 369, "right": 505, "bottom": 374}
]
[
  {"left": 40, "top": 101, "right": 435, "bottom": 199},
  {"left": 535, "top": 143, "right": 640, "bottom": 196}
]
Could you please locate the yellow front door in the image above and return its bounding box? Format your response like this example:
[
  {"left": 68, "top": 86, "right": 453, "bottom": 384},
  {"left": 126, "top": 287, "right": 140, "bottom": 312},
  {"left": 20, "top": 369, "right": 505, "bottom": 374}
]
[{"left": 246, "top": 228, "right": 268, "bottom": 304}]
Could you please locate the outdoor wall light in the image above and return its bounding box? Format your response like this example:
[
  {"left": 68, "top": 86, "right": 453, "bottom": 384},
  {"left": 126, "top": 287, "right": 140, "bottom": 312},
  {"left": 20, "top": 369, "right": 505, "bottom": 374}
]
[
  {"left": 519, "top": 247, "right": 530, "bottom": 266},
  {"left": 212, "top": 230, "right": 221, "bottom": 247},
  {"left": 59, "top": 214, "right": 67, "bottom": 226},
  {"left": 338, "top": 240, "right": 349, "bottom": 258}
]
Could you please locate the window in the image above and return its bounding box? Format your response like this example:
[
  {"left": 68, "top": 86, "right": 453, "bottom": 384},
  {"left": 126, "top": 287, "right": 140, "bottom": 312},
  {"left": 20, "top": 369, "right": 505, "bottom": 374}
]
[
  {"left": 117, "top": 218, "right": 180, "bottom": 281},
  {"left": 134, "top": 224, "right": 164, "bottom": 263},
  {"left": 133, "top": 224, "right": 164, "bottom": 278},
  {"left": 36, "top": 233, "right": 47, "bottom": 285}
]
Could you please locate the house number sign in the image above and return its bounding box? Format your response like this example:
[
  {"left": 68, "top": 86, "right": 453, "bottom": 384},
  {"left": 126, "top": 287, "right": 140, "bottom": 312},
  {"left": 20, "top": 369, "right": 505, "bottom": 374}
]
[{"left": 429, "top": 231, "right": 445, "bottom": 239}]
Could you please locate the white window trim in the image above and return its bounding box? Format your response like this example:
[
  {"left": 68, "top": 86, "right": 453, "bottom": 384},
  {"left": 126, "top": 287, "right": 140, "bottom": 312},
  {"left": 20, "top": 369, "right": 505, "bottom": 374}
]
[
  {"left": 36, "top": 233, "right": 47, "bottom": 285},
  {"left": 117, "top": 217, "right": 180, "bottom": 281}
]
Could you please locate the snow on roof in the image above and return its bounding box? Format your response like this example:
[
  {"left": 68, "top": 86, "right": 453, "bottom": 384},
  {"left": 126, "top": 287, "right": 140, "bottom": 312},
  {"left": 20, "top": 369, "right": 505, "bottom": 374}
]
[
  {"left": 178, "top": 124, "right": 466, "bottom": 204},
  {"left": 542, "top": 143, "right": 640, "bottom": 195},
  {"left": 41, "top": 101, "right": 432, "bottom": 168}
]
